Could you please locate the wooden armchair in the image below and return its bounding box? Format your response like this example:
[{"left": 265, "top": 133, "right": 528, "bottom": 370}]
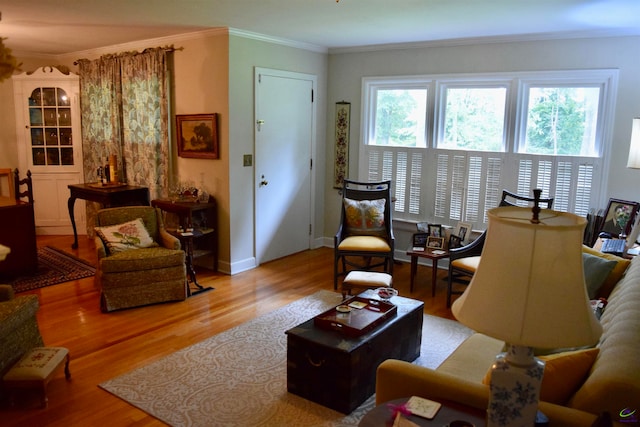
[
  {"left": 334, "top": 179, "right": 394, "bottom": 290},
  {"left": 446, "top": 190, "right": 554, "bottom": 307},
  {"left": 94, "top": 206, "right": 187, "bottom": 312}
]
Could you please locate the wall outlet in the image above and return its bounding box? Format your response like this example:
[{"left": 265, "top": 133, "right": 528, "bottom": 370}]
[{"left": 243, "top": 154, "right": 252, "bottom": 167}]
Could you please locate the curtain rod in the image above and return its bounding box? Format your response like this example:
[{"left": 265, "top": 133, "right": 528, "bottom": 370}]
[{"left": 74, "top": 45, "right": 183, "bottom": 65}]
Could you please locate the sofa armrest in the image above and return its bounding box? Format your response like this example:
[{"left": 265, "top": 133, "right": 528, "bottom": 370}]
[
  {"left": 376, "top": 359, "right": 488, "bottom": 409},
  {"left": 159, "top": 228, "right": 181, "bottom": 250},
  {"left": 0, "top": 284, "right": 15, "bottom": 301},
  {"left": 376, "top": 360, "right": 603, "bottom": 427},
  {"left": 94, "top": 236, "right": 108, "bottom": 260}
]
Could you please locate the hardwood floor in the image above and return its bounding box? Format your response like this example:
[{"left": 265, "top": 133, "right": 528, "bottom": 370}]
[{"left": 2, "top": 235, "right": 456, "bottom": 426}]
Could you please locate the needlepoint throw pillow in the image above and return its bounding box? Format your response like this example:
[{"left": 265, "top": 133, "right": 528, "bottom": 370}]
[
  {"left": 95, "top": 218, "right": 156, "bottom": 254},
  {"left": 343, "top": 198, "right": 386, "bottom": 236},
  {"left": 582, "top": 245, "right": 630, "bottom": 298},
  {"left": 482, "top": 347, "right": 599, "bottom": 405}
]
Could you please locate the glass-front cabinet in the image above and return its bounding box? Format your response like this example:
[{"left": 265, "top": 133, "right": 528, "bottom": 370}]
[
  {"left": 28, "top": 86, "right": 75, "bottom": 166},
  {"left": 12, "top": 66, "right": 84, "bottom": 235}
]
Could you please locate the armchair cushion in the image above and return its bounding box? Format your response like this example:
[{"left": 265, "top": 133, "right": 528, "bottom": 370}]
[
  {"left": 99, "top": 247, "right": 185, "bottom": 274},
  {"left": 337, "top": 235, "right": 391, "bottom": 252},
  {"left": 450, "top": 255, "right": 481, "bottom": 273},
  {"left": 343, "top": 198, "right": 386, "bottom": 236},
  {"left": 95, "top": 218, "right": 157, "bottom": 254}
]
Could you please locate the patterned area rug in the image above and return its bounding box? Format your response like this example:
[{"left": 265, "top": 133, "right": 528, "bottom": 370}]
[
  {"left": 100, "top": 290, "right": 472, "bottom": 427},
  {"left": 9, "top": 246, "right": 96, "bottom": 293}
]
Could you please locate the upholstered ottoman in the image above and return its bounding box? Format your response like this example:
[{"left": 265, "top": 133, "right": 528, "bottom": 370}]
[
  {"left": 3, "top": 347, "right": 71, "bottom": 408},
  {"left": 342, "top": 270, "right": 393, "bottom": 298}
]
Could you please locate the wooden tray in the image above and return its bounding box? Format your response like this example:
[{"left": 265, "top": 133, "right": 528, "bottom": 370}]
[
  {"left": 88, "top": 182, "right": 128, "bottom": 189},
  {"left": 314, "top": 296, "right": 397, "bottom": 337}
]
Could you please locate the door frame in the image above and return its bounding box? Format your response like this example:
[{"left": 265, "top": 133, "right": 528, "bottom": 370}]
[{"left": 254, "top": 67, "right": 317, "bottom": 265}]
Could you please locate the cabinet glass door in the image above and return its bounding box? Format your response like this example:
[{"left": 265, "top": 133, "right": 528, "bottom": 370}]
[{"left": 28, "top": 87, "right": 74, "bottom": 166}]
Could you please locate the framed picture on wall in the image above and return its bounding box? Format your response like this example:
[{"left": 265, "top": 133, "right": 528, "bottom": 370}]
[
  {"left": 599, "top": 198, "right": 640, "bottom": 236},
  {"left": 176, "top": 114, "right": 219, "bottom": 159}
]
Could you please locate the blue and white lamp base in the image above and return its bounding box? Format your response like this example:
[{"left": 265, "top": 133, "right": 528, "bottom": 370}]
[{"left": 487, "top": 344, "right": 545, "bottom": 427}]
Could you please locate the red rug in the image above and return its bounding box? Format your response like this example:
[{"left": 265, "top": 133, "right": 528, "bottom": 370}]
[{"left": 9, "top": 246, "right": 96, "bottom": 293}]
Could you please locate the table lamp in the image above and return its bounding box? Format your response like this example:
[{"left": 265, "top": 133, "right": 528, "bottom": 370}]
[
  {"left": 626, "top": 117, "right": 640, "bottom": 169},
  {"left": 452, "top": 194, "right": 602, "bottom": 427}
]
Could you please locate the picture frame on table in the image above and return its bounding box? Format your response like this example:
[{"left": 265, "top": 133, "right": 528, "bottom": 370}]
[
  {"left": 412, "top": 232, "right": 429, "bottom": 249},
  {"left": 600, "top": 198, "right": 640, "bottom": 237},
  {"left": 448, "top": 234, "right": 463, "bottom": 250},
  {"left": 176, "top": 113, "right": 219, "bottom": 159},
  {"left": 416, "top": 222, "right": 429, "bottom": 233},
  {"left": 427, "top": 236, "right": 445, "bottom": 249},
  {"left": 454, "top": 221, "right": 472, "bottom": 243},
  {"left": 413, "top": 232, "right": 429, "bottom": 247},
  {"left": 428, "top": 224, "right": 443, "bottom": 238}
]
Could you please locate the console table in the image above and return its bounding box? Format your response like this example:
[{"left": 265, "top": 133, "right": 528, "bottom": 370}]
[{"left": 67, "top": 183, "right": 150, "bottom": 249}]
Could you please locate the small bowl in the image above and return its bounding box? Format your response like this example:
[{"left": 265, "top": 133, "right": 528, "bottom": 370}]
[
  {"left": 376, "top": 287, "right": 398, "bottom": 300},
  {"left": 336, "top": 305, "right": 352, "bottom": 313}
]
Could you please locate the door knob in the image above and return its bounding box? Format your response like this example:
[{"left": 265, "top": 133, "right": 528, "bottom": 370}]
[{"left": 260, "top": 174, "right": 268, "bottom": 187}]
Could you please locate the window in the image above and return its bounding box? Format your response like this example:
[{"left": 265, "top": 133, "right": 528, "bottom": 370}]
[
  {"left": 373, "top": 88, "right": 427, "bottom": 147},
  {"left": 361, "top": 70, "right": 618, "bottom": 228},
  {"left": 439, "top": 85, "right": 508, "bottom": 152}
]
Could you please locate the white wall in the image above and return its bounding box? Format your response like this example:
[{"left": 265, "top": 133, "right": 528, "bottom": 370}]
[
  {"left": 324, "top": 36, "right": 640, "bottom": 252},
  {"left": 228, "top": 34, "right": 328, "bottom": 274}
]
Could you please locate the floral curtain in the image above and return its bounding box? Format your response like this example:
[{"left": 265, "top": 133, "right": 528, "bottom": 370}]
[{"left": 78, "top": 47, "right": 171, "bottom": 233}]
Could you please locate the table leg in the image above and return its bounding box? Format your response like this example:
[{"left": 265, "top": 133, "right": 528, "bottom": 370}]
[
  {"left": 431, "top": 259, "right": 439, "bottom": 297},
  {"left": 183, "top": 236, "right": 213, "bottom": 296},
  {"left": 67, "top": 196, "right": 78, "bottom": 249},
  {"left": 410, "top": 255, "right": 417, "bottom": 293}
]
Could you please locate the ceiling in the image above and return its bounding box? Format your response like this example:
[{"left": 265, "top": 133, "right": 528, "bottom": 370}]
[{"left": 2, "top": 0, "right": 640, "bottom": 56}]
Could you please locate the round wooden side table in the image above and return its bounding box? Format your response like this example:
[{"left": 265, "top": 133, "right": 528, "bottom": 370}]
[{"left": 358, "top": 397, "right": 486, "bottom": 427}]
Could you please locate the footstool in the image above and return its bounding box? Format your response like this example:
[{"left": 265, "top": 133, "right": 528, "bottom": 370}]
[
  {"left": 3, "top": 347, "right": 71, "bottom": 408},
  {"left": 342, "top": 270, "right": 393, "bottom": 298}
]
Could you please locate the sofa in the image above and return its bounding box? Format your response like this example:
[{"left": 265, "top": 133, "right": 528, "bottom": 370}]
[
  {"left": 376, "top": 247, "right": 640, "bottom": 426},
  {"left": 0, "top": 285, "right": 44, "bottom": 379}
]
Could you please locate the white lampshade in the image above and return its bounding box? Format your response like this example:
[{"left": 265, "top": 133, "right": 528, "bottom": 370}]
[
  {"left": 452, "top": 206, "right": 602, "bottom": 349},
  {"left": 627, "top": 117, "right": 640, "bottom": 169}
]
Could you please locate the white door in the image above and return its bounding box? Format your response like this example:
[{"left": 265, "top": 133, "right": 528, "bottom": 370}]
[
  {"left": 12, "top": 67, "right": 85, "bottom": 236},
  {"left": 255, "top": 68, "right": 315, "bottom": 264}
]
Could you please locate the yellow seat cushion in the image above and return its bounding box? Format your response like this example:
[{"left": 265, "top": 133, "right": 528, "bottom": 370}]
[
  {"left": 451, "top": 256, "right": 481, "bottom": 273},
  {"left": 338, "top": 235, "right": 391, "bottom": 252},
  {"left": 582, "top": 245, "right": 630, "bottom": 298},
  {"left": 483, "top": 347, "right": 599, "bottom": 405}
]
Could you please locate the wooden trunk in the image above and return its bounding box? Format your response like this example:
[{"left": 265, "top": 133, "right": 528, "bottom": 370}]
[{"left": 286, "top": 293, "right": 423, "bottom": 414}]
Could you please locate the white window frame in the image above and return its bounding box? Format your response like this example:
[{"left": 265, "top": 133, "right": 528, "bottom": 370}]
[{"left": 360, "top": 69, "right": 618, "bottom": 229}]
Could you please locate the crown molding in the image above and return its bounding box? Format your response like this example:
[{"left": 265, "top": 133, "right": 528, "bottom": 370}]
[
  {"left": 328, "top": 28, "right": 640, "bottom": 54},
  {"left": 228, "top": 28, "right": 327, "bottom": 53}
]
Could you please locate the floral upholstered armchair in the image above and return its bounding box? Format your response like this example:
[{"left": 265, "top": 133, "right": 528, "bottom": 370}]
[
  {"left": 0, "top": 285, "right": 44, "bottom": 378},
  {"left": 94, "top": 206, "right": 187, "bottom": 312}
]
